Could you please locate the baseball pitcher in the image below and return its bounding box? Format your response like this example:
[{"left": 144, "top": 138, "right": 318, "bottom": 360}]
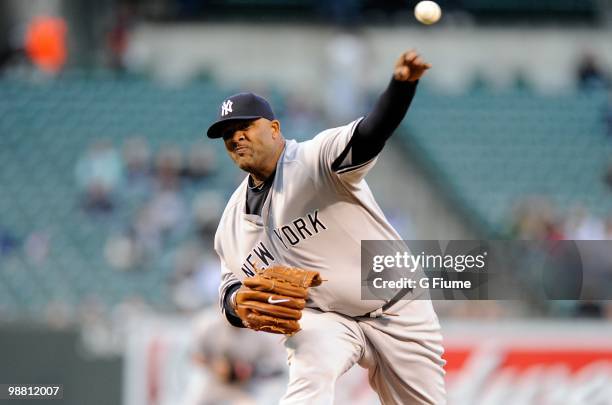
[{"left": 206, "top": 50, "right": 446, "bottom": 404}]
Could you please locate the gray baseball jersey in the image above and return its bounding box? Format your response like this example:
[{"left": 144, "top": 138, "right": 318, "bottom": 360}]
[{"left": 216, "top": 118, "right": 406, "bottom": 317}]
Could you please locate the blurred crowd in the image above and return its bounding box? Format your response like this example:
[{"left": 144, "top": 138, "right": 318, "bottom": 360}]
[
  {"left": 509, "top": 198, "right": 612, "bottom": 319},
  {"left": 74, "top": 136, "right": 226, "bottom": 313},
  {"left": 512, "top": 198, "right": 612, "bottom": 241},
  {"left": 575, "top": 53, "right": 612, "bottom": 138}
]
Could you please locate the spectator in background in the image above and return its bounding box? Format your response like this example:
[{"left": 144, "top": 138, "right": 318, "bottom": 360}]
[
  {"left": 512, "top": 197, "right": 564, "bottom": 240},
  {"left": 154, "top": 145, "right": 183, "bottom": 190},
  {"left": 24, "top": 230, "right": 50, "bottom": 265},
  {"left": 0, "top": 23, "right": 26, "bottom": 73},
  {"left": 169, "top": 242, "right": 219, "bottom": 311},
  {"left": 104, "top": 231, "right": 144, "bottom": 271},
  {"left": 0, "top": 227, "right": 19, "bottom": 256},
  {"left": 78, "top": 295, "right": 116, "bottom": 356},
  {"left": 182, "top": 309, "right": 286, "bottom": 405},
  {"left": 109, "top": 138, "right": 195, "bottom": 268},
  {"left": 146, "top": 189, "right": 186, "bottom": 239},
  {"left": 182, "top": 141, "right": 217, "bottom": 183},
  {"left": 544, "top": 220, "right": 565, "bottom": 241},
  {"left": 146, "top": 146, "right": 187, "bottom": 238},
  {"left": 75, "top": 140, "right": 123, "bottom": 215},
  {"left": 121, "top": 136, "right": 152, "bottom": 199},
  {"left": 44, "top": 300, "right": 73, "bottom": 330},
  {"left": 106, "top": 5, "right": 134, "bottom": 73},
  {"left": 564, "top": 205, "right": 605, "bottom": 240},
  {"left": 121, "top": 198, "right": 186, "bottom": 260},
  {"left": 576, "top": 53, "right": 609, "bottom": 90},
  {"left": 112, "top": 145, "right": 187, "bottom": 261},
  {"left": 130, "top": 206, "right": 162, "bottom": 255},
  {"left": 24, "top": 16, "right": 67, "bottom": 75}
]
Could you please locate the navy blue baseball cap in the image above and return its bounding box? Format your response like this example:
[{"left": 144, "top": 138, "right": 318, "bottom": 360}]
[{"left": 206, "top": 92, "right": 276, "bottom": 139}]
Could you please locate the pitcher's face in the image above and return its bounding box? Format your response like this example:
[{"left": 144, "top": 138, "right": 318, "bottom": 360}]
[{"left": 223, "top": 118, "right": 280, "bottom": 174}]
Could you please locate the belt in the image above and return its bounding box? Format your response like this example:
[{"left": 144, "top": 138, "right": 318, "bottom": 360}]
[{"left": 364, "top": 287, "right": 413, "bottom": 318}]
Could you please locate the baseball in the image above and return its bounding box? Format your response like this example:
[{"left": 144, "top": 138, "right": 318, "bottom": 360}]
[{"left": 414, "top": 1, "right": 442, "bottom": 25}]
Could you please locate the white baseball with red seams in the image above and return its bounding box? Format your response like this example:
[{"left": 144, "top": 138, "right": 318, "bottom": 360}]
[{"left": 415, "top": 1, "right": 442, "bottom": 25}]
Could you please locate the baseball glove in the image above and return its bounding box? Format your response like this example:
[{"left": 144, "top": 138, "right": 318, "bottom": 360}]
[{"left": 234, "top": 265, "right": 323, "bottom": 335}]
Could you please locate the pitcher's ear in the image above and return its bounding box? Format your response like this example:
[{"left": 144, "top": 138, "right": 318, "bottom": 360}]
[{"left": 271, "top": 120, "right": 281, "bottom": 138}]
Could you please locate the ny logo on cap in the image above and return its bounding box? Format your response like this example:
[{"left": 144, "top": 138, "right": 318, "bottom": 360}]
[{"left": 221, "top": 100, "right": 233, "bottom": 117}]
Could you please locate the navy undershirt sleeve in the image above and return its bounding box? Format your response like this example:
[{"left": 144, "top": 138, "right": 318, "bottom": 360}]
[
  {"left": 223, "top": 282, "right": 246, "bottom": 328},
  {"left": 347, "top": 78, "right": 418, "bottom": 166}
]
